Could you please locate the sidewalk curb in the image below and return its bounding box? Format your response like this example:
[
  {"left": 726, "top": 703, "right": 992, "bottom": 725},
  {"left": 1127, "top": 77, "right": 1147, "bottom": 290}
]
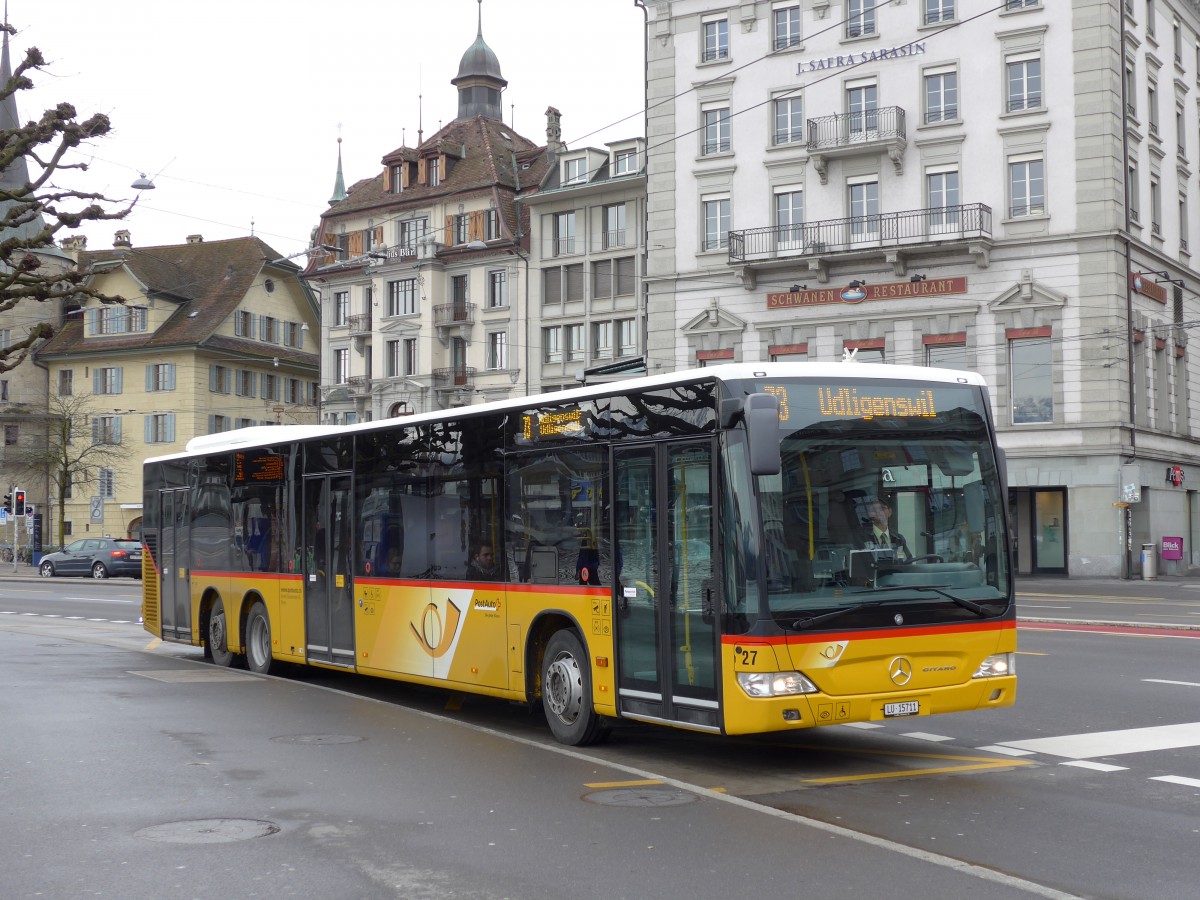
[{"left": 1018, "top": 616, "right": 1200, "bottom": 632}]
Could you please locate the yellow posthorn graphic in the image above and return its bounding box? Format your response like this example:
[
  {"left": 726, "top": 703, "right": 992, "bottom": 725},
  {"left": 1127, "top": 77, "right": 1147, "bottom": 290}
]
[{"left": 410, "top": 599, "right": 462, "bottom": 658}]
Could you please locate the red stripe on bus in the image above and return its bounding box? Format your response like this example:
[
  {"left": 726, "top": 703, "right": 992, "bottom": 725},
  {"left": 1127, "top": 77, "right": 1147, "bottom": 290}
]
[{"left": 721, "top": 619, "right": 1015, "bottom": 646}]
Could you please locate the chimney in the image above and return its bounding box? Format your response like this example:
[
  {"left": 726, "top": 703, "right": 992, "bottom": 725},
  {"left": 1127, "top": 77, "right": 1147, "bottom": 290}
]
[
  {"left": 60, "top": 235, "right": 88, "bottom": 255},
  {"left": 186, "top": 234, "right": 204, "bottom": 244},
  {"left": 113, "top": 230, "right": 132, "bottom": 248},
  {"left": 545, "top": 106, "right": 565, "bottom": 156}
]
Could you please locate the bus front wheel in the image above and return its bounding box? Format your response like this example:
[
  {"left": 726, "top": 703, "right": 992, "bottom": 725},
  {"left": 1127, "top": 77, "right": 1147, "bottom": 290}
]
[
  {"left": 541, "top": 630, "right": 607, "bottom": 746},
  {"left": 245, "top": 601, "right": 275, "bottom": 675},
  {"left": 207, "top": 598, "right": 243, "bottom": 668}
]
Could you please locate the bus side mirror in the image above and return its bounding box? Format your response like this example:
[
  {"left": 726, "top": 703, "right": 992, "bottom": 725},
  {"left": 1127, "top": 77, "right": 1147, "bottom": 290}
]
[{"left": 745, "top": 392, "right": 781, "bottom": 476}]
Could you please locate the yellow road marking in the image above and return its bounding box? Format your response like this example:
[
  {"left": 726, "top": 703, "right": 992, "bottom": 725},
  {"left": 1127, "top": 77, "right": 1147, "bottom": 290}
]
[
  {"left": 143, "top": 638, "right": 161, "bottom": 650},
  {"left": 1016, "top": 650, "right": 1048, "bottom": 656},
  {"left": 803, "top": 756, "right": 1032, "bottom": 784}
]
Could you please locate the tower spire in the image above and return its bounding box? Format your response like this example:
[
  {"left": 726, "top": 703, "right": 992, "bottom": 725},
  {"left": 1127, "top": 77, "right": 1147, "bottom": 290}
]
[{"left": 328, "top": 137, "right": 347, "bottom": 205}]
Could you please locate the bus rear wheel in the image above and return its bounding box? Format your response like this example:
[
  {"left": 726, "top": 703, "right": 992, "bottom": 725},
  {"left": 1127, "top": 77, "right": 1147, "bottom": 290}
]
[
  {"left": 541, "top": 630, "right": 607, "bottom": 746},
  {"left": 207, "top": 597, "right": 243, "bottom": 668},
  {"left": 245, "top": 601, "right": 275, "bottom": 675}
]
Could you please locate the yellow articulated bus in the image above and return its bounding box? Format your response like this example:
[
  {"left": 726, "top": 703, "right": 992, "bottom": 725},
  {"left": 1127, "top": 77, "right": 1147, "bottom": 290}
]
[{"left": 141, "top": 363, "right": 1016, "bottom": 746}]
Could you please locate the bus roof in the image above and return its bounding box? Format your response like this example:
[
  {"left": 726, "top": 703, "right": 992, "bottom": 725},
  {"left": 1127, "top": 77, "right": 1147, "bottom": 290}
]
[{"left": 146, "top": 362, "right": 988, "bottom": 465}]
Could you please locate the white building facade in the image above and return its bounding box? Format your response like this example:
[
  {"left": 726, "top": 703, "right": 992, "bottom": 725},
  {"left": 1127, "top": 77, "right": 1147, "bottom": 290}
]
[{"left": 643, "top": 0, "right": 1200, "bottom": 577}]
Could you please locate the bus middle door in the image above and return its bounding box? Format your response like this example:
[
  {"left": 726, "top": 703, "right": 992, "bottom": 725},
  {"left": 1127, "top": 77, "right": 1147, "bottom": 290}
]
[
  {"left": 614, "top": 441, "right": 719, "bottom": 732},
  {"left": 302, "top": 473, "right": 355, "bottom": 668}
]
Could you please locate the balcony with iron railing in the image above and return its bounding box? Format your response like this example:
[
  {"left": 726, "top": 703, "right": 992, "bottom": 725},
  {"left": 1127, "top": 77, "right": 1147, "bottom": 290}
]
[
  {"left": 806, "top": 106, "right": 907, "bottom": 182},
  {"left": 728, "top": 203, "right": 993, "bottom": 271},
  {"left": 348, "top": 312, "right": 372, "bottom": 335},
  {"left": 432, "top": 366, "right": 476, "bottom": 390},
  {"left": 345, "top": 375, "right": 371, "bottom": 395},
  {"left": 433, "top": 302, "right": 476, "bottom": 328}
]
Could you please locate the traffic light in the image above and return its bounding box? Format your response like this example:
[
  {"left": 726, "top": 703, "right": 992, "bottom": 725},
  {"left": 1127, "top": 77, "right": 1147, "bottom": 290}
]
[
  {"left": 2, "top": 493, "right": 10, "bottom": 514},
  {"left": 13, "top": 489, "right": 25, "bottom": 517}
]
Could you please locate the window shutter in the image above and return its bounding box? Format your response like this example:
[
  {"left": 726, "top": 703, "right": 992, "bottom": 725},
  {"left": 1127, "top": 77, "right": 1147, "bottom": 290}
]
[
  {"left": 144, "top": 416, "right": 153, "bottom": 443},
  {"left": 349, "top": 231, "right": 364, "bottom": 257},
  {"left": 259, "top": 316, "right": 267, "bottom": 341},
  {"left": 298, "top": 328, "right": 304, "bottom": 350},
  {"left": 417, "top": 157, "right": 427, "bottom": 185},
  {"left": 165, "top": 414, "right": 175, "bottom": 443},
  {"left": 209, "top": 365, "right": 218, "bottom": 392},
  {"left": 544, "top": 268, "right": 562, "bottom": 305},
  {"left": 166, "top": 364, "right": 176, "bottom": 391},
  {"left": 145, "top": 365, "right": 154, "bottom": 392},
  {"left": 616, "top": 257, "right": 635, "bottom": 296},
  {"left": 444, "top": 215, "right": 454, "bottom": 246},
  {"left": 375, "top": 226, "right": 384, "bottom": 245},
  {"left": 86, "top": 308, "right": 98, "bottom": 334},
  {"left": 594, "top": 260, "right": 612, "bottom": 298},
  {"left": 251, "top": 372, "right": 258, "bottom": 398},
  {"left": 113, "top": 417, "right": 122, "bottom": 443},
  {"left": 468, "top": 210, "right": 484, "bottom": 242},
  {"left": 566, "top": 265, "right": 583, "bottom": 301},
  {"left": 91, "top": 419, "right": 100, "bottom": 444},
  {"left": 383, "top": 165, "right": 391, "bottom": 193},
  {"left": 93, "top": 369, "right": 102, "bottom": 393},
  {"left": 113, "top": 368, "right": 122, "bottom": 394},
  {"left": 208, "top": 414, "right": 216, "bottom": 434}
]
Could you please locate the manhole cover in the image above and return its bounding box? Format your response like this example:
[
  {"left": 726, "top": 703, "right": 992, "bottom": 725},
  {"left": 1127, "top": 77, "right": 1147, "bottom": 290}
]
[
  {"left": 271, "top": 734, "right": 364, "bottom": 746},
  {"left": 582, "top": 787, "right": 698, "bottom": 808},
  {"left": 136, "top": 818, "right": 279, "bottom": 844}
]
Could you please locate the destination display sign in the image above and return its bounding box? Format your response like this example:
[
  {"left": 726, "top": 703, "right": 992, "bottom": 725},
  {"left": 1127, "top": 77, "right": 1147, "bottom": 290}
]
[
  {"left": 233, "top": 451, "right": 285, "bottom": 484},
  {"left": 766, "top": 277, "right": 967, "bottom": 310}
]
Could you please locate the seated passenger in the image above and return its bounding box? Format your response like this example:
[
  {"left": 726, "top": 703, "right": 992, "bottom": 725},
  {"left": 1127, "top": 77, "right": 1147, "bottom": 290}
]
[{"left": 464, "top": 543, "right": 501, "bottom": 581}]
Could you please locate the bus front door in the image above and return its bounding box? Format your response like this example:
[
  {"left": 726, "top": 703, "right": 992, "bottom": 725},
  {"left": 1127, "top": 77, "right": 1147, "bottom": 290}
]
[
  {"left": 158, "top": 488, "right": 190, "bottom": 641},
  {"left": 302, "top": 474, "right": 355, "bottom": 667},
  {"left": 614, "top": 442, "right": 719, "bottom": 733}
]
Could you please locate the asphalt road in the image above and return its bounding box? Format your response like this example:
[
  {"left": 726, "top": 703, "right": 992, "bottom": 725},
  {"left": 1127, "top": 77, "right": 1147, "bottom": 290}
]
[{"left": 2, "top": 576, "right": 1198, "bottom": 898}]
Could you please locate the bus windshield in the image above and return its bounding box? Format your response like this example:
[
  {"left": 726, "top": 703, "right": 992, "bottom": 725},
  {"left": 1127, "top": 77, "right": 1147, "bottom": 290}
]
[{"left": 723, "top": 376, "right": 1011, "bottom": 633}]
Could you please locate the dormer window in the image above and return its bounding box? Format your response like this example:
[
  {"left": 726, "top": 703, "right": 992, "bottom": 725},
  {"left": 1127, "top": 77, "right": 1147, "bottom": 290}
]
[
  {"left": 428, "top": 158, "right": 441, "bottom": 186},
  {"left": 613, "top": 149, "right": 638, "bottom": 175},
  {"left": 389, "top": 164, "right": 404, "bottom": 193},
  {"left": 564, "top": 158, "right": 587, "bottom": 185}
]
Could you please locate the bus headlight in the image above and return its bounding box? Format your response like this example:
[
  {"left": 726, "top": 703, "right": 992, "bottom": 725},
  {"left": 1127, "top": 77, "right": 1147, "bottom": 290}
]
[
  {"left": 737, "top": 671, "right": 819, "bottom": 697},
  {"left": 972, "top": 653, "right": 1015, "bottom": 678}
]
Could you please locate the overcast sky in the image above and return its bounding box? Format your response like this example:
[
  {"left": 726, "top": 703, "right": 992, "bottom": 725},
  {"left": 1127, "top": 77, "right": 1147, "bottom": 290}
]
[{"left": 15, "top": 0, "right": 646, "bottom": 259}]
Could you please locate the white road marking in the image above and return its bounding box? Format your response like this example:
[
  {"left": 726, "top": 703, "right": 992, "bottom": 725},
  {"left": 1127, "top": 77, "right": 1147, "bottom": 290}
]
[
  {"left": 1061, "top": 761, "right": 1127, "bottom": 772},
  {"left": 1144, "top": 679, "right": 1200, "bottom": 687},
  {"left": 996, "top": 722, "right": 1200, "bottom": 759},
  {"left": 977, "top": 745, "right": 1037, "bottom": 757},
  {"left": 901, "top": 732, "right": 955, "bottom": 742},
  {"left": 841, "top": 722, "right": 885, "bottom": 730},
  {"left": 1150, "top": 775, "right": 1200, "bottom": 788}
]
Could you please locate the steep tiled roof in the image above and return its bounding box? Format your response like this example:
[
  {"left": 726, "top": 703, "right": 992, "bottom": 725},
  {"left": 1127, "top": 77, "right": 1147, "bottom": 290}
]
[
  {"left": 38, "top": 236, "right": 314, "bottom": 364},
  {"left": 321, "top": 116, "right": 550, "bottom": 221}
]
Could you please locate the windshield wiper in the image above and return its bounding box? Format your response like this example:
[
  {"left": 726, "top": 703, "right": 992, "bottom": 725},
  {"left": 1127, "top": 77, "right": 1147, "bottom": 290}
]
[
  {"left": 849, "top": 584, "right": 1000, "bottom": 618},
  {"left": 785, "top": 600, "right": 887, "bottom": 631}
]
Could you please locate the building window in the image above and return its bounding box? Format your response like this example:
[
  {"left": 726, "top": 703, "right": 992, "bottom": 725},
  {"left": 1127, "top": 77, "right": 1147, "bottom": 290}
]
[
  {"left": 703, "top": 196, "right": 730, "bottom": 251},
  {"left": 386, "top": 340, "right": 401, "bottom": 378},
  {"left": 592, "top": 321, "right": 613, "bottom": 359},
  {"left": 333, "top": 291, "right": 349, "bottom": 326},
  {"left": 260, "top": 316, "right": 279, "bottom": 343},
  {"left": 925, "top": 341, "right": 969, "bottom": 370},
  {"left": 286, "top": 378, "right": 303, "bottom": 404},
  {"left": 926, "top": 168, "right": 961, "bottom": 228},
  {"left": 93, "top": 415, "right": 121, "bottom": 445},
  {"left": 209, "top": 365, "right": 231, "bottom": 394},
  {"left": 773, "top": 95, "right": 804, "bottom": 145},
  {"left": 284, "top": 321, "right": 304, "bottom": 348},
  {"left": 399, "top": 217, "right": 429, "bottom": 250},
  {"left": 924, "top": 66, "right": 958, "bottom": 123},
  {"left": 334, "top": 349, "right": 350, "bottom": 384},
  {"left": 403, "top": 338, "right": 418, "bottom": 376},
  {"left": 488, "top": 270, "right": 507, "bottom": 308},
  {"left": 262, "top": 373, "right": 278, "bottom": 401},
  {"left": 389, "top": 164, "right": 404, "bottom": 193},
  {"left": 846, "top": 82, "right": 878, "bottom": 136},
  {"left": 1008, "top": 154, "right": 1045, "bottom": 217},
  {"left": 1176, "top": 105, "right": 1186, "bottom": 158},
  {"left": 145, "top": 413, "right": 175, "bottom": 444},
  {"left": 1180, "top": 194, "right": 1189, "bottom": 252},
  {"left": 702, "top": 105, "right": 731, "bottom": 154},
  {"left": 1006, "top": 0, "right": 1039, "bottom": 8},
  {"left": 594, "top": 257, "right": 636, "bottom": 299},
  {"left": 565, "top": 324, "right": 585, "bottom": 361},
  {"left": 209, "top": 415, "right": 230, "bottom": 434},
  {"left": 98, "top": 467, "right": 115, "bottom": 499},
  {"left": 775, "top": 189, "right": 805, "bottom": 247},
  {"left": 847, "top": 0, "right": 876, "bottom": 38},
  {"left": 0, "top": 380, "right": 6, "bottom": 401},
  {"left": 484, "top": 208, "right": 501, "bottom": 241},
  {"left": 616, "top": 318, "right": 637, "bottom": 357},
  {"left": 613, "top": 149, "right": 638, "bottom": 175},
  {"left": 94, "top": 366, "right": 123, "bottom": 395},
  {"left": 1009, "top": 333, "right": 1052, "bottom": 424},
  {"left": 848, "top": 179, "right": 880, "bottom": 239},
  {"left": 553, "top": 211, "right": 576, "bottom": 255},
  {"left": 428, "top": 157, "right": 440, "bottom": 186},
  {"left": 234, "top": 310, "right": 252, "bottom": 336},
  {"left": 452, "top": 213, "right": 470, "bottom": 245},
  {"left": 773, "top": 4, "right": 801, "bottom": 50},
  {"left": 58, "top": 369, "right": 73, "bottom": 396},
  {"left": 603, "top": 203, "right": 627, "bottom": 249},
  {"left": 236, "top": 369, "right": 256, "bottom": 398},
  {"left": 487, "top": 332, "right": 508, "bottom": 370},
  {"left": 543, "top": 326, "right": 563, "bottom": 363},
  {"left": 145, "top": 362, "right": 175, "bottom": 393},
  {"left": 1006, "top": 54, "right": 1042, "bottom": 112},
  {"left": 1150, "top": 177, "right": 1162, "bottom": 236},
  {"left": 4, "top": 424, "right": 16, "bottom": 446},
  {"left": 1147, "top": 82, "right": 1159, "bottom": 137},
  {"left": 702, "top": 17, "right": 729, "bottom": 61},
  {"left": 89, "top": 305, "right": 146, "bottom": 335},
  {"left": 564, "top": 157, "right": 587, "bottom": 185},
  {"left": 1129, "top": 163, "right": 1140, "bottom": 223},
  {"left": 924, "top": 0, "right": 954, "bottom": 24},
  {"left": 388, "top": 278, "right": 419, "bottom": 316}
]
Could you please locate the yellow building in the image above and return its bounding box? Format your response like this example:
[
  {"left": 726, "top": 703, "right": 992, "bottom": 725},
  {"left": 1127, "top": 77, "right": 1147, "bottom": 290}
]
[{"left": 35, "top": 232, "right": 319, "bottom": 543}]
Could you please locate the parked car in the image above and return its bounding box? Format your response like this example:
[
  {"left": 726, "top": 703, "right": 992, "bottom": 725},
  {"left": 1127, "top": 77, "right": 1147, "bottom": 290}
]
[{"left": 38, "top": 538, "right": 143, "bottom": 579}]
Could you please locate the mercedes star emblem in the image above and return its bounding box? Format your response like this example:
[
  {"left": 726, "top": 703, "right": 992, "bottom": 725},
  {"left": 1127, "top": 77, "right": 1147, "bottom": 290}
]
[{"left": 888, "top": 656, "right": 913, "bottom": 686}]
